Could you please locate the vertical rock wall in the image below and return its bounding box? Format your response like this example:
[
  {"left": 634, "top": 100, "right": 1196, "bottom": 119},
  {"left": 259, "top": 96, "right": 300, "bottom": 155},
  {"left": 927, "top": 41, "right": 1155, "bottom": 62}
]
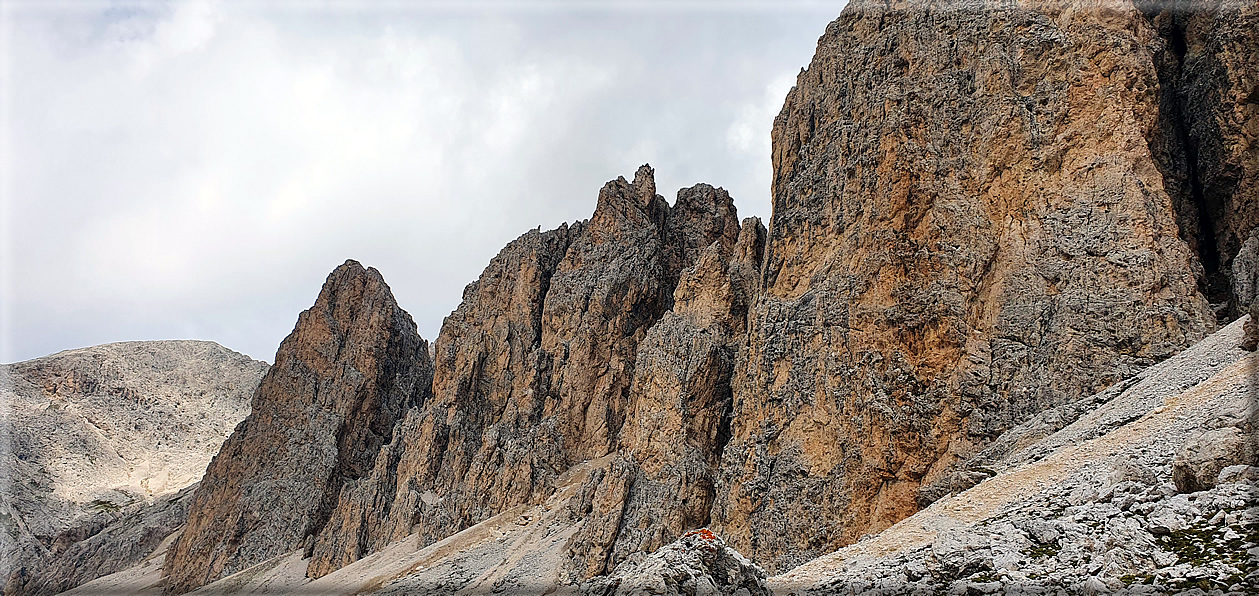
[
  {"left": 710, "top": 0, "right": 1216, "bottom": 572},
  {"left": 1142, "top": 0, "right": 1259, "bottom": 315}
]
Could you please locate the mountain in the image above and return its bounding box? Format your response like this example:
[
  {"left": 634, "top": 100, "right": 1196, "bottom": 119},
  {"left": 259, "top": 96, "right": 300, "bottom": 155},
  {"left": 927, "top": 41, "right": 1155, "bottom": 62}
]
[
  {"left": 69, "top": 315, "right": 1258, "bottom": 595},
  {"left": 161, "top": 261, "right": 434, "bottom": 595},
  {"left": 14, "top": 0, "right": 1259, "bottom": 594},
  {"left": 0, "top": 341, "right": 266, "bottom": 595}
]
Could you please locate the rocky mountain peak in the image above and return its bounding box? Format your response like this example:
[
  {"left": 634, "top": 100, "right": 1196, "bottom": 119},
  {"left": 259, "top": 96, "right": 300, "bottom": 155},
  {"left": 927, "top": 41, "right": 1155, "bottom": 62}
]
[
  {"left": 591, "top": 164, "right": 668, "bottom": 236},
  {"left": 39, "top": 2, "right": 1254, "bottom": 594},
  {"left": 161, "top": 259, "right": 433, "bottom": 594}
]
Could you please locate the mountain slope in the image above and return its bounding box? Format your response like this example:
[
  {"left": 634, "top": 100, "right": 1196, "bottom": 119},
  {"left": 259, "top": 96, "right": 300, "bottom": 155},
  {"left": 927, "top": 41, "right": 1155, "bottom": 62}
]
[
  {"left": 772, "top": 315, "right": 1258, "bottom": 594},
  {"left": 161, "top": 261, "right": 434, "bottom": 595},
  {"left": 81, "top": 0, "right": 1259, "bottom": 590},
  {"left": 0, "top": 340, "right": 266, "bottom": 595}
]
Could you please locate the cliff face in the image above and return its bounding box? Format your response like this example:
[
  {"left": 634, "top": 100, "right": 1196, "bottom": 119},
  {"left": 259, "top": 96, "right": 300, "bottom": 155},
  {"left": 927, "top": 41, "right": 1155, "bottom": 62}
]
[
  {"left": 1144, "top": 0, "right": 1259, "bottom": 315},
  {"left": 710, "top": 0, "right": 1220, "bottom": 572},
  {"left": 162, "top": 261, "right": 433, "bottom": 594},
  {"left": 565, "top": 218, "right": 765, "bottom": 578},
  {"left": 155, "top": 0, "right": 1257, "bottom": 587}
]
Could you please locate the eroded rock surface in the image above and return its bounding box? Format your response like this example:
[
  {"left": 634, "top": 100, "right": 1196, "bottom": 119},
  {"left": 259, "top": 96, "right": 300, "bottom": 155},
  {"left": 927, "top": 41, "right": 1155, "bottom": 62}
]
[
  {"left": 1143, "top": 0, "right": 1259, "bottom": 315},
  {"left": 162, "top": 261, "right": 433, "bottom": 594},
  {"left": 97, "top": 0, "right": 1257, "bottom": 589},
  {"left": 712, "top": 0, "right": 1218, "bottom": 572},
  {"left": 771, "top": 318, "right": 1259, "bottom": 595},
  {"left": 0, "top": 340, "right": 265, "bottom": 596},
  {"left": 581, "top": 529, "right": 771, "bottom": 596},
  {"left": 308, "top": 168, "right": 747, "bottom": 579},
  {"left": 565, "top": 218, "right": 765, "bottom": 578}
]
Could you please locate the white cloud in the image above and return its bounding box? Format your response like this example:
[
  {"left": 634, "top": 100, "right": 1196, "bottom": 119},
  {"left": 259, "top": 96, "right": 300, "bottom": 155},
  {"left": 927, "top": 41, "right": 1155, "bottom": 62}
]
[{"left": 2, "top": 1, "right": 843, "bottom": 363}]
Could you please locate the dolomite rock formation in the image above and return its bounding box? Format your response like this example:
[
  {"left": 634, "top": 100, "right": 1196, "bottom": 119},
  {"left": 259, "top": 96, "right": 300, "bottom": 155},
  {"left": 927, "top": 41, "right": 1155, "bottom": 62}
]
[
  {"left": 162, "top": 261, "right": 433, "bottom": 594},
  {"left": 1143, "top": 0, "right": 1259, "bottom": 315},
  {"left": 132, "top": 0, "right": 1256, "bottom": 588},
  {"left": 565, "top": 218, "right": 766, "bottom": 578},
  {"left": 771, "top": 318, "right": 1259, "bottom": 595},
  {"left": 710, "top": 0, "right": 1219, "bottom": 572},
  {"left": 306, "top": 167, "right": 747, "bottom": 579},
  {"left": 0, "top": 340, "right": 265, "bottom": 596}
]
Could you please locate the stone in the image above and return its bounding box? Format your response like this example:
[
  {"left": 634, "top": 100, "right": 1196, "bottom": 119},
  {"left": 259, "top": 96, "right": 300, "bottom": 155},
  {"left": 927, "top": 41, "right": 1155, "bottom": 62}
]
[
  {"left": 1217, "top": 465, "right": 1259, "bottom": 485},
  {"left": 1173, "top": 426, "right": 1258, "bottom": 493},
  {"left": 563, "top": 218, "right": 766, "bottom": 578},
  {"left": 1233, "top": 228, "right": 1259, "bottom": 309},
  {"left": 161, "top": 260, "right": 433, "bottom": 594},
  {"left": 1144, "top": 0, "right": 1259, "bottom": 314},
  {"left": 308, "top": 168, "right": 749, "bottom": 579},
  {"left": 1242, "top": 301, "right": 1258, "bottom": 351},
  {"left": 580, "top": 529, "right": 772, "bottom": 596},
  {"left": 0, "top": 340, "right": 266, "bottom": 596},
  {"left": 711, "top": 0, "right": 1214, "bottom": 572}
]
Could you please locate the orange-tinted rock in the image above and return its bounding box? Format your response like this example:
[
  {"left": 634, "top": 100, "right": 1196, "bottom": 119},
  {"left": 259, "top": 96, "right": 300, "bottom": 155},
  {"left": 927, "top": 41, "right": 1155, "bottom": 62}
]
[
  {"left": 710, "top": 0, "right": 1216, "bottom": 572},
  {"left": 162, "top": 261, "right": 432, "bottom": 594}
]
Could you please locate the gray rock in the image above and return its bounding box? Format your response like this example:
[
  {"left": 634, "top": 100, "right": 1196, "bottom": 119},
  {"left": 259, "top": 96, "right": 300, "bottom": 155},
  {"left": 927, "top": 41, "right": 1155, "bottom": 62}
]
[
  {"left": 0, "top": 340, "right": 266, "bottom": 595},
  {"left": 162, "top": 260, "right": 434, "bottom": 594},
  {"left": 581, "top": 530, "right": 771, "bottom": 596},
  {"left": 1173, "top": 427, "right": 1258, "bottom": 493}
]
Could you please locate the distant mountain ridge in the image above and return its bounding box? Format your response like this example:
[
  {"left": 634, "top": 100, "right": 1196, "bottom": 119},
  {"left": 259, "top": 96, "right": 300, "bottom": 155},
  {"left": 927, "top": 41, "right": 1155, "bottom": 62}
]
[{"left": 0, "top": 340, "right": 266, "bottom": 595}]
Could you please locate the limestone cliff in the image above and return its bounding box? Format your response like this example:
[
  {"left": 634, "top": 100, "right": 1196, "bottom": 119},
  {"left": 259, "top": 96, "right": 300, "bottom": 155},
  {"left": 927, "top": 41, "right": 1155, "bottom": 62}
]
[
  {"left": 1143, "top": 0, "right": 1259, "bottom": 316},
  {"left": 155, "top": 0, "right": 1258, "bottom": 588},
  {"left": 162, "top": 261, "right": 433, "bottom": 594},
  {"left": 710, "top": 0, "right": 1221, "bottom": 572},
  {"left": 565, "top": 217, "right": 765, "bottom": 578}
]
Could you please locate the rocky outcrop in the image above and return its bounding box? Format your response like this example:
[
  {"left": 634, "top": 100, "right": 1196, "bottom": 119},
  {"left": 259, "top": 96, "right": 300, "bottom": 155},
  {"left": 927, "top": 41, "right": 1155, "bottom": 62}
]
[
  {"left": 0, "top": 340, "right": 265, "bottom": 596},
  {"left": 1244, "top": 305, "right": 1259, "bottom": 350},
  {"left": 162, "top": 261, "right": 433, "bottom": 594},
  {"left": 1173, "top": 426, "right": 1258, "bottom": 493},
  {"left": 307, "top": 168, "right": 747, "bottom": 579},
  {"left": 581, "top": 529, "right": 772, "bottom": 596},
  {"left": 1143, "top": 0, "right": 1259, "bottom": 315},
  {"left": 711, "top": 0, "right": 1218, "bottom": 572},
  {"left": 565, "top": 218, "right": 765, "bottom": 578}
]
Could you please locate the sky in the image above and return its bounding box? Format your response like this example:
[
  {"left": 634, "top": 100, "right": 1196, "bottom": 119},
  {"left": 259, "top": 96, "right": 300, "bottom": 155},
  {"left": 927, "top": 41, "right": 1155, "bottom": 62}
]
[{"left": 1, "top": 0, "right": 846, "bottom": 364}]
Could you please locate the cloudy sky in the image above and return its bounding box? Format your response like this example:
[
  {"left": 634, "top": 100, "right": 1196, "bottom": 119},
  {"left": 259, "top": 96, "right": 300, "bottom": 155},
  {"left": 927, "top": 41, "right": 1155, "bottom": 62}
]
[{"left": 1, "top": 0, "right": 845, "bottom": 364}]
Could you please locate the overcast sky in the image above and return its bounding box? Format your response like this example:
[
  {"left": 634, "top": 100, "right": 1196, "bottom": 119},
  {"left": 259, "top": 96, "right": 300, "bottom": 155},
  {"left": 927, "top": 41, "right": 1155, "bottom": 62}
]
[{"left": 1, "top": 0, "right": 845, "bottom": 364}]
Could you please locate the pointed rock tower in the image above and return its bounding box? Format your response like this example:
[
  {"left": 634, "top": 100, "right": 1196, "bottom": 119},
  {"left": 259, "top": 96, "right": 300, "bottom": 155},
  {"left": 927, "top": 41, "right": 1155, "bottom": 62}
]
[{"left": 162, "top": 260, "right": 433, "bottom": 594}]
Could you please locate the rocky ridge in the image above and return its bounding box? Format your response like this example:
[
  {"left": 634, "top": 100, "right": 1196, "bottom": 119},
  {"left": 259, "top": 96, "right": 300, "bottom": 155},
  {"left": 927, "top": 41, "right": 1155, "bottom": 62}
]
[
  {"left": 0, "top": 340, "right": 266, "bottom": 595},
  {"left": 72, "top": 315, "right": 1258, "bottom": 596},
  {"left": 48, "top": 0, "right": 1259, "bottom": 593},
  {"left": 306, "top": 167, "right": 749, "bottom": 580},
  {"left": 708, "top": 0, "right": 1259, "bottom": 572}
]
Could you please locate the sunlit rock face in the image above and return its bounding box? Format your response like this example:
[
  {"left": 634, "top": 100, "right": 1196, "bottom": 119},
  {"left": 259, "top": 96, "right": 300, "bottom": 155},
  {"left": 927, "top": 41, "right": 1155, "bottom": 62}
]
[{"left": 710, "top": 0, "right": 1220, "bottom": 572}]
